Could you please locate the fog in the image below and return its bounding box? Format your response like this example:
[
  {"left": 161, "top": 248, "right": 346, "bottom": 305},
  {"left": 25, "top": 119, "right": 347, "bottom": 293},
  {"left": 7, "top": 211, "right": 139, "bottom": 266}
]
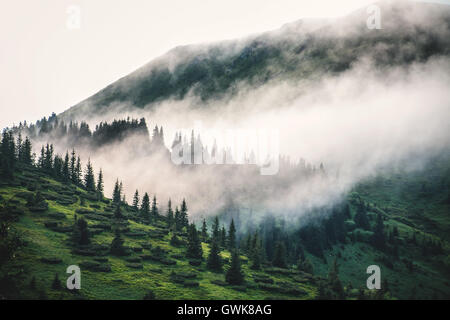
[
  {"left": 40, "top": 55, "right": 449, "bottom": 225},
  {"left": 30, "top": 1, "right": 450, "bottom": 224}
]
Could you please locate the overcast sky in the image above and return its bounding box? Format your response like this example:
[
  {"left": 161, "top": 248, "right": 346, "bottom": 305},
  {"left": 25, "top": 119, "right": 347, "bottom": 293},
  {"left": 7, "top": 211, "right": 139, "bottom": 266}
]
[{"left": 0, "top": 0, "right": 379, "bottom": 129}]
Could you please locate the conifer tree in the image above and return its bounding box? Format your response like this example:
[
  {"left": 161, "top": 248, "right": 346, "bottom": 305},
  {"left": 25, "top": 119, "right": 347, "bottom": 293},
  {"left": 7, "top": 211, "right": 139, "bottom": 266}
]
[
  {"left": 328, "top": 258, "right": 345, "bottom": 299},
  {"left": 96, "top": 169, "right": 104, "bottom": 198},
  {"left": 180, "top": 199, "right": 189, "bottom": 227},
  {"left": 228, "top": 219, "right": 236, "bottom": 250},
  {"left": 62, "top": 151, "right": 70, "bottom": 182},
  {"left": 166, "top": 199, "right": 174, "bottom": 227},
  {"left": 132, "top": 190, "right": 140, "bottom": 210},
  {"left": 72, "top": 217, "right": 90, "bottom": 246},
  {"left": 212, "top": 216, "right": 220, "bottom": 241},
  {"left": 201, "top": 218, "right": 208, "bottom": 242},
  {"left": 186, "top": 224, "right": 203, "bottom": 260},
  {"left": 84, "top": 159, "right": 95, "bottom": 191},
  {"left": 110, "top": 230, "right": 126, "bottom": 256},
  {"left": 220, "top": 226, "right": 227, "bottom": 248},
  {"left": 113, "top": 179, "right": 121, "bottom": 203},
  {"left": 75, "top": 156, "right": 82, "bottom": 185},
  {"left": 207, "top": 237, "right": 222, "bottom": 272},
  {"left": 151, "top": 195, "right": 158, "bottom": 220},
  {"left": 225, "top": 250, "right": 244, "bottom": 285},
  {"left": 141, "top": 192, "right": 150, "bottom": 221},
  {"left": 272, "top": 241, "right": 287, "bottom": 268},
  {"left": 114, "top": 205, "right": 123, "bottom": 220},
  {"left": 174, "top": 207, "right": 181, "bottom": 231},
  {"left": 371, "top": 212, "right": 386, "bottom": 250},
  {"left": 22, "top": 136, "right": 32, "bottom": 165}
]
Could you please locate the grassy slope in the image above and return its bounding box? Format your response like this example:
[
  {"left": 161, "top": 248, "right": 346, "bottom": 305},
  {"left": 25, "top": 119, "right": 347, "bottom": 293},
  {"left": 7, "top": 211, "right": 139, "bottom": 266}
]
[
  {"left": 0, "top": 166, "right": 317, "bottom": 300},
  {"left": 310, "top": 154, "right": 450, "bottom": 300}
]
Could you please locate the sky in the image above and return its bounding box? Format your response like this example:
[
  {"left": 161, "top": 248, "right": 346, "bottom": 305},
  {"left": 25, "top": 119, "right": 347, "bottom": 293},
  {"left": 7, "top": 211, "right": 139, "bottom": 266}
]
[{"left": 1, "top": 0, "right": 385, "bottom": 130}]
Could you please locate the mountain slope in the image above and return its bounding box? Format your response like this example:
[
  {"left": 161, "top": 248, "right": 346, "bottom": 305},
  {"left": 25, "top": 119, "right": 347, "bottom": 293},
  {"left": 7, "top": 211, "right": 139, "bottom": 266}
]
[{"left": 62, "top": 0, "right": 450, "bottom": 120}]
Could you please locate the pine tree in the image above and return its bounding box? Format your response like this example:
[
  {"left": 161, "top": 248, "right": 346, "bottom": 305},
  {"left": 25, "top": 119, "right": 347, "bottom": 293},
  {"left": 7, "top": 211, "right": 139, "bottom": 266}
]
[
  {"left": 272, "top": 241, "right": 287, "bottom": 268},
  {"left": 167, "top": 199, "right": 174, "bottom": 227},
  {"left": 113, "top": 179, "right": 121, "bottom": 203},
  {"left": 297, "top": 256, "right": 314, "bottom": 274},
  {"left": 207, "top": 238, "right": 222, "bottom": 272},
  {"left": 72, "top": 217, "right": 90, "bottom": 246},
  {"left": 180, "top": 199, "right": 189, "bottom": 227},
  {"left": 371, "top": 212, "right": 386, "bottom": 250},
  {"left": 228, "top": 219, "right": 236, "bottom": 250},
  {"left": 114, "top": 205, "right": 123, "bottom": 220},
  {"left": 75, "top": 156, "right": 82, "bottom": 185},
  {"left": 132, "top": 190, "right": 140, "bottom": 210},
  {"left": 220, "top": 226, "right": 226, "bottom": 248},
  {"left": 186, "top": 224, "right": 203, "bottom": 260},
  {"left": 110, "top": 230, "right": 126, "bottom": 256},
  {"left": 84, "top": 159, "right": 95, "bottom": 191},
  {"left": 70, "top": 149, "right": 76, "bottom": 183},
  {"left": 22, "top": 136, "right": 32, "bottom": 165},
  {"left": 328, "top": 258, "right": 345, "bottom": 299},
  {"left": 141, "top": 193, "right": 150, "bottom": 221},
  {"left": 62, "top": 152, "right": 70, "bottom": 181},
  {"left": 174, "top": 207, "right": 181, "bottom": 231},
  {"left": 201, "top": 218, "right": 208, "bottom": 242},
  {"left": 151, "top": 195, "right": 158, "bottom": 221},
  {"left": 212, "top": 217, "right": 220, "bottom": 240},
  {"left": 226, "top": 250, "right": 244, "bottom": 285},
  {"left": 96, "top": 169, "right": 104, "bottom": 198}
]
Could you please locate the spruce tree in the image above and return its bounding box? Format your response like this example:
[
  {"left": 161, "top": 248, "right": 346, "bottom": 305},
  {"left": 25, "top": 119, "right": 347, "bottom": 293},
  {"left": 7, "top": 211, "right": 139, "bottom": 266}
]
[
  {"left": 132, "top": 190, "right": 140, "bottom": 210},
  {"left": 328, "top": 258, "right": 345, "bottom": 299},
  {"left": 70, "top": 149, "right": 76, "bottom": 183},
  {"left": 75, "top": 156, "right": 82, "bottom": 185},
  {"left": 228, "top": 219, "right": 236, "bottom": 250},
  {"left": 62, "top": 152, "right": 70, "bottom": 182},
  {"left": 72, "top": 217, "right": 90, "bottom": 246},
  {"left": 226, "top": 250, "right": 244, "bottom": 285},
  {"left": 201, "top": 218, "right": 208, "bottom": 242},
  {"left": 96, "top": 169, "right": 104, "bottom": 198},
  {"left": 166, "top": 199, "right": 174, "bottom": 227},
  {"left": 272, "top": 241, "right": 287, "bottom": 268},
  {"left": 141, "top": 193, "right": 150, "bottom": 221},
  {"left": 371, "top": 212, "right": 386, "bottom": 250},
  {"left": 151, "top": 195, "right": 158, "bottom": 220},
  {"left": 220, "top": 226, "right": 226, "bottom": 248},
  {"left": 110, "top": 230, "right": 126, "bottom": 256},
  {"left": 207, "top": 238, "right": 222, "bottom": 272},
  {"left": 113, "top": 179, "right": 121, "bottom": 203},
  {"left": 180, "top": 199, "right": 189, "bottom": 227},
  {"left": 114, "top": 205, "right": 123, "bottom": 220},
  {"left": 83, "top": 159, "right": 95, "bottom": 191},
  {"left": 186, "top": 224, "right": 203, "bottom": 260},
  {"left": 174, "top": 207, "right": 181, "bottom": 231}
]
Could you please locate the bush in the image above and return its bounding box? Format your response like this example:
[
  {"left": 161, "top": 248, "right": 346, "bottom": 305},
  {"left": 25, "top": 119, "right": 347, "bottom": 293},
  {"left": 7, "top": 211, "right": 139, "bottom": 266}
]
[{"left": 126, "top": 263, "right": 143, "bottom": 269}]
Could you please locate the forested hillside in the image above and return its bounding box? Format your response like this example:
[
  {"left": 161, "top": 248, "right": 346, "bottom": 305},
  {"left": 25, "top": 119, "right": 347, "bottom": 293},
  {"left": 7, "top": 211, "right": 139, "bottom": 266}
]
[{"left": 1, "top": 128, "right": 449, "bottom": 299}]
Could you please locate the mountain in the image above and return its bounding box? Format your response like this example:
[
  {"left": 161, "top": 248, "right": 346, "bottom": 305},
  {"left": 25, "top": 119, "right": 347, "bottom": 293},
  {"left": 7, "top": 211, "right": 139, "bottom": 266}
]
[{"left": 61, "top": 0, "right": 450, "bottom": 120}]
